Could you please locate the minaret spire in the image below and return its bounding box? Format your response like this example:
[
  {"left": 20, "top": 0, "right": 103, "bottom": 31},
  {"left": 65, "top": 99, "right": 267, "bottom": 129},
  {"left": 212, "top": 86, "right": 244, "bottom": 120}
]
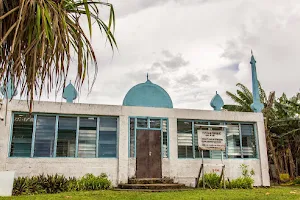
[{"left": 250, "top": 51, "right": 264, "bottom": 112}]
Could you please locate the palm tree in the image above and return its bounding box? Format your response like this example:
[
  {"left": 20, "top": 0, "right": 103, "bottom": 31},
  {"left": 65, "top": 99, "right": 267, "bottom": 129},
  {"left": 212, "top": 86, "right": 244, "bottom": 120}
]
[
  {"left": 0, "top": 0, "right": 117, "bottom": 111},
  {"left": 224, "top": 83, "right": 300, "bottom": 181}
]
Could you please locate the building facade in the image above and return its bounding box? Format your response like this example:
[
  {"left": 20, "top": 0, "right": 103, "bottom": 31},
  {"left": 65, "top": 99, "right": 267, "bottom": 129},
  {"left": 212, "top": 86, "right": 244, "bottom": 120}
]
[{"left": 0, "top": 77, "right": 270, "bottom": 187}]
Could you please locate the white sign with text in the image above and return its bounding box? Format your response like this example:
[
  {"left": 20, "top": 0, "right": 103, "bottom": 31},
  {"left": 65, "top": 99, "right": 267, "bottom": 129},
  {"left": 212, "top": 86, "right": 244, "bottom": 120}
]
[{"left": 197, "top": 129, "right": 226, "bottom": 151}]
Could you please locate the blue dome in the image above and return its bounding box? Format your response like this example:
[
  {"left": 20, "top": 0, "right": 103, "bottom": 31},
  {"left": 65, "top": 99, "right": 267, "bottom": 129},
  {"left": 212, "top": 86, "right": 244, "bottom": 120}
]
[{"left": 123, "top": 80, "right": 173, "bottom": 108}]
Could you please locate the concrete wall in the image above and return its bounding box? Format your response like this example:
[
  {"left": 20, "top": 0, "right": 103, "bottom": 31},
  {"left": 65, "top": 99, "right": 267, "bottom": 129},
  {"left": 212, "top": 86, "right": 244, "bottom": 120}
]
[{"left": 0, "top": 100, "right": 270, "bottom": 187}]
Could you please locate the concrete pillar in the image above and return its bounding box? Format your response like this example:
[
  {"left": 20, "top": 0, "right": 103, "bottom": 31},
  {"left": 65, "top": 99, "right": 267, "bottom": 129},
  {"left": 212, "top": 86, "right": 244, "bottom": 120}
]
[
  {"left": 257, "top": 119, "right": 270, "bottom": 186},
  {"left": 168, "top": 117, "right": 178, "bottom": 180},
  {"left": 0, "top": 110, "right": 12, "bottom": 171},
  {"left": 117, "top": 115, "right": 129, "bottom": 184}
]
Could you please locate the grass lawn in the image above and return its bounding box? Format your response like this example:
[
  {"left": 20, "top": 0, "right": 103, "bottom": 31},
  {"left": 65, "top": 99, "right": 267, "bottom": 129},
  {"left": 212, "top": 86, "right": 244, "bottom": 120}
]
[{"left": 1, "top": 186, "right": 300, "bottom": 200}]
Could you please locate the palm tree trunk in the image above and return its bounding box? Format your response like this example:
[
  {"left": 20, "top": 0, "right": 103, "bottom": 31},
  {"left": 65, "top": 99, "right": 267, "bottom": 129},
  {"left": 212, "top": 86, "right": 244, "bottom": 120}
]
[
  {"left": 278, "top": 151, "right": 284, "bottom": 173},
  {"left": 287, "top": 143, "right": 296, "bottom": 179},
  {"left": 284, "top": 151, "right": 288, "bottom": 173},
  {"left": 266, "top": 133, "right": 281, "bottom": 182}
]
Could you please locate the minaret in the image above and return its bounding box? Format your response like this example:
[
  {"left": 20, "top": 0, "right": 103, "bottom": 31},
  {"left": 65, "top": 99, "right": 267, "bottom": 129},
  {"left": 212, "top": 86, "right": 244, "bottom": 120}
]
[{"left": 250, "top": 51, "right": 264, "bottom": 112}]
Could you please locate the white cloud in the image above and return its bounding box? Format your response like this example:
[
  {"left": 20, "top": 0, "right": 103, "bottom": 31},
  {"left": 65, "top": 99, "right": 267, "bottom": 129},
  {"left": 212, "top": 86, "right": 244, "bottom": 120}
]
[{"left": 32, "top": 0, "right": 300, "bottom": 110}]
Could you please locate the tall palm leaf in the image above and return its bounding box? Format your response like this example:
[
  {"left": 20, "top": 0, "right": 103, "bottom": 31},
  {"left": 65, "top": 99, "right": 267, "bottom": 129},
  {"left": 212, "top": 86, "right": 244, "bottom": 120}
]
[{"left": 0, "top": 0, "right": 117, "bottom": 111}]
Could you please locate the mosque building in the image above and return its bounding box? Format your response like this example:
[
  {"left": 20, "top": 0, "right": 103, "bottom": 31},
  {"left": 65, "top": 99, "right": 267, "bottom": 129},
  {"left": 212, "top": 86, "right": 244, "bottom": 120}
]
[{"left": 0, "top": 53, "right": 270, "bottom": 187}]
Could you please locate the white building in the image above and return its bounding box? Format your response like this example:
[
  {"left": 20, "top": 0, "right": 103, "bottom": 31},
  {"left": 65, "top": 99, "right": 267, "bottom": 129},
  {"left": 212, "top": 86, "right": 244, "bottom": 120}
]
[{"left": 0, "top": 77, "right": 270, "bottom": 187}]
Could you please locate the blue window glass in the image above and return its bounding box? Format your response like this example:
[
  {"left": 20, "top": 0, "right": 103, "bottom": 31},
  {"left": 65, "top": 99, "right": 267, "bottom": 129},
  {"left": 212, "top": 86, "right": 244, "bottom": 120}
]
[
  {"left": 99, "top": 117, "right": 117, "bottom": 157},
  {"left": 10, "top": 114, "right": 34, "bottom": 157},
  {"left": 78, "top": 117, "right": 97, "bottom": 158},
  {"left": 241, "top": 124, "right": 256, "bottom": 158},
  {"left": 56, "top": 117, "right": 77, "bottom": 157},
  {"left": 34, "top": 116, "right": 56, "bottom": 157}
]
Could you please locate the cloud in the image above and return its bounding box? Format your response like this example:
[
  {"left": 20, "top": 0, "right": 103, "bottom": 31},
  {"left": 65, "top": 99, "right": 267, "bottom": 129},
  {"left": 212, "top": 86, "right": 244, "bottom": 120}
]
[{"left": 33, "top": 0, "right": 300, "bottom": 111}]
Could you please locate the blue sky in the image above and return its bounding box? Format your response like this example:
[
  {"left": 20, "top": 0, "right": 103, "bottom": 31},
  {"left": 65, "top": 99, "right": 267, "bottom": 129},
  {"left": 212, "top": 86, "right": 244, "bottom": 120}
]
[{"left": 26, "top": 0, "right": 300, "bottom": 109}]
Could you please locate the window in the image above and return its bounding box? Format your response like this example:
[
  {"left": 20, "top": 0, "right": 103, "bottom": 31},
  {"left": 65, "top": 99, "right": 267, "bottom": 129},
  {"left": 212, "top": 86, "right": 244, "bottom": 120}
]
[
  {"left": 226, "top": 123, "right": 241, "bottom": 158},
  {"left": 9, "top": 113, "right": 118, "bottom": 158},
  {"left": 241, "top": 124, "right": 256, "bottom": 158},
  {"left": 34, "top": 116, "right": 56, "bottom": 157},
  {"left": 10, "top": 114, "right": 34, "bottom": 157},
  {"left": 56, "top": 117, "right": 77, "bottom": 157},
  {"left": 150, "top": 119, "right": 160, "bottom": 128},
  {"left": 98, "top": 117, "right": 117, "bottom": 157},
  {"left": 78, "top": 117, "right": 97, "bottom": 158},
  {"left": 129, "top": 118, "right": 135, "bottom": 157},
  {"left": 177, "top": 121, "right": 193, "bottom": 158},
  {"left": 162, "top": 119, "right": 168, "bottom": 158},
  {"left": 177, "top": 120, "right": 258, "bottom": 159},
  {"left": 194, "top": 121, "right": 210, "bottom": 158},
  {"left": 137, "top": 118, "right": 147, "bottom": 128}
]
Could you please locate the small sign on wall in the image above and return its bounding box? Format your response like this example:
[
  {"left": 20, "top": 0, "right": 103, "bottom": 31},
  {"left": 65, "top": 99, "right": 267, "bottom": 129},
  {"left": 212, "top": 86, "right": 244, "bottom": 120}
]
[{"left": 197, "top": 130, "right": 226, "bottom": 151}]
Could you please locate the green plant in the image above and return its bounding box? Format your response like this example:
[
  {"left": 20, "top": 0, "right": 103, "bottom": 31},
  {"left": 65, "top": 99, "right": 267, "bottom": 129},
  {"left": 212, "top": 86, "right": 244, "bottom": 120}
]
[
  {"left": 229, "top": 177, "right": 254, "bottom": 189},
  {"left": 293, "top": 177, "right": 300, "bottom": 185},
  {"left": 37, "top": 174, "right": 69, "bottom": 193},
  {"left": 240, "top": 164, "right": 255, "bottom": 177},
  {"left": 280, "top": 173, "right": 290, "bottom": 182},
  {"left": 12, "top": 177, "right": 28, "bottom": 196},
  {"left": 78, "top": 173, "right": 111, "bottom": 191},
  {"left": 198, "top": 173, "right": 221, "bottom": 189}
]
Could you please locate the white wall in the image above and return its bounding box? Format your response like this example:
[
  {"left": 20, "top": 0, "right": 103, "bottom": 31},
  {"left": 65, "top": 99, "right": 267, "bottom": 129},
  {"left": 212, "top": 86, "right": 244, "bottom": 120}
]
[{"left": 0, "top": 100, "right": 270, "bottom": 187}]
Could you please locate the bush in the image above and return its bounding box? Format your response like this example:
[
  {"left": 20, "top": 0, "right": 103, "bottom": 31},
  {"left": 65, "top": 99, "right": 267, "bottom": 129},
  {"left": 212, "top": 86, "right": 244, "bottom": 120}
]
[
  {"left": 228, "top": 177, "right": 254, "bottom": 189},
  {"left": 78, "top": 173, "right": 111, "bottom": 191},
  {"left": 199, "top": 173, "right": 221, "bottom": 189},
  {"left": 280, "top": 173, "right": 290, "bottom": 182},
  {"left": 13, "top": 173, "right": 111, "bottom": 196},
  {"left": 198, "top": 165, "right": 255, "bottom": 189},
  {"left": 293, "top": 177, "right": 300, "bottom": 185}
]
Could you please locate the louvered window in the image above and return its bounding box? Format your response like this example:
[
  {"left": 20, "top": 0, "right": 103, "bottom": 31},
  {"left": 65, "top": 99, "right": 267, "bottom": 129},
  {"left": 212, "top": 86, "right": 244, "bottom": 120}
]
[
  {"left": 241, "top": 124, "right": 256, "bottom": 158},
  {"left": 10, "top": 114, "right": 34, "bottom": 157},
  {"left": 98, "top": 117, "right": 117, "bottom": 157},
  {"left": 226, "top": 123, "right": 241, "bottom": 158},
  {"left": 78, "top": 117, "right": 97, "bottom": 158},
  {"left": 162, "top": 119, "right": 168, "bottom": 158},
  {"left": 34, "top": 116, "right": 56, "bottom": 157},
  {"left": 129, "top": 118, "right": 135, "bottom": 157},
  {"left": 177, "top": 121, "right": 193, "bottom": 158},
  {"left": 56, "top": 117, "right": 77, "bottom": 157}
]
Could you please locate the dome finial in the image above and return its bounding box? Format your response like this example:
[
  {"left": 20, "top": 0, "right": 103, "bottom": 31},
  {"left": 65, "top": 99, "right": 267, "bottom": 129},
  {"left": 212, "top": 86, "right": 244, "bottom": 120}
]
[
  {"left": 147, "top": 73, "right": 149, "bottom": 81},
  {"left": 210, "top": 91, "right": 224, "bottom": 111}
]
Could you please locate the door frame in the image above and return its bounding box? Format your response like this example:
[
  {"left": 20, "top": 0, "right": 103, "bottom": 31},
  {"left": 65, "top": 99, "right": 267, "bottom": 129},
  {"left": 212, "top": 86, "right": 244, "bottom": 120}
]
[{"left": 128, "top": 117, "right": 169, "bottom": 159}]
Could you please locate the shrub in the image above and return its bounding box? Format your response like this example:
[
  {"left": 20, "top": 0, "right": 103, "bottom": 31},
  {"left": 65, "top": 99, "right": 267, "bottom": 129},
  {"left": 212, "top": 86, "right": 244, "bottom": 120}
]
[
  {"left": 280, "top": 173, "right": 290, "bottom": 182},
  {"left": 13, "top": 173, "right": 111, "bottom": 196},
  {"left": 198, "top": 173, "right": 222, "bottom": 189},
  {"left": 229, "top": 177, "right": 254, "bottom": 189},
  {"left": 293, "top": 177, "right": 300, "bottom": 185},
  {"left": 78, "top": 173, "right": 111, "bottom": 191},
  {"left": 37, "top": 174, "right": 69, "bottom": 193}
]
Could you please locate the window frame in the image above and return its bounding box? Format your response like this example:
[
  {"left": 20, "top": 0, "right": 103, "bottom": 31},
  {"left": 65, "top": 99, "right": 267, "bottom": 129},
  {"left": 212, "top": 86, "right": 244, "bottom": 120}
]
[
  {"left": 8, "top": 112, "right": 119, "bottom": 158},
  {"left": 177, "top": 119, "right": 259, "bottom": 159}
]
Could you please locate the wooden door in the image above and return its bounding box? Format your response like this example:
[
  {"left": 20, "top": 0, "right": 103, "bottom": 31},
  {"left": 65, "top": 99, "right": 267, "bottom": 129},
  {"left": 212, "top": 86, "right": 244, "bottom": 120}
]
[{"left": 136, "top": 130, "right": 162, "bottom": 178}]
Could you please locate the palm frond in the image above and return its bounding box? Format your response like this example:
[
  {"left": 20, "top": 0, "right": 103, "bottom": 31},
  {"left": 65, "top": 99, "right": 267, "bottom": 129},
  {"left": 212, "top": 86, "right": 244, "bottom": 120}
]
[{"left": 0, "top": 0, "right": 117, "bottom": 111}]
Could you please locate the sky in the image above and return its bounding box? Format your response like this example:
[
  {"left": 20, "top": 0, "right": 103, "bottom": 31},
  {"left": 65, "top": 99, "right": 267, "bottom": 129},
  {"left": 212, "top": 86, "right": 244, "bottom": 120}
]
[{"left": 29, "top": 0, "right": 300, "bottom": 109}]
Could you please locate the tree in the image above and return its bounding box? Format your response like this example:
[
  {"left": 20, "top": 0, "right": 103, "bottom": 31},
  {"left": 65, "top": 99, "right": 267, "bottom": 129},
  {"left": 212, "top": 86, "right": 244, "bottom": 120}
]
[
  {"left": 224, "top": 83, "right": 300, "bottom": 182},
  {"left": 0, "top": 0, "right": 117, "bottom": 111}
]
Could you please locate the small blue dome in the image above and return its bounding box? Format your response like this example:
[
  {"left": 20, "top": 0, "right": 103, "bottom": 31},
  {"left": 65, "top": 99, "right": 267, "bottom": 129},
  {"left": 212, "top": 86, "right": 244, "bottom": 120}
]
[{"left": 123, "top": 79, "right": 173, "bottom": 108}]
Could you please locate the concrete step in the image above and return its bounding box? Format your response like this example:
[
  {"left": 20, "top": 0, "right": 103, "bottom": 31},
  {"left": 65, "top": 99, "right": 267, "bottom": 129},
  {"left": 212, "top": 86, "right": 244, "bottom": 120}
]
[
  {"left": 118, "top": 183, "right": 186, "bottom": 190},
  {"left": 128, "top": 178, "right": 174, "bottom": 184},
  {"left": 113, "top": 188, "right": 193, "bottom": 192}
]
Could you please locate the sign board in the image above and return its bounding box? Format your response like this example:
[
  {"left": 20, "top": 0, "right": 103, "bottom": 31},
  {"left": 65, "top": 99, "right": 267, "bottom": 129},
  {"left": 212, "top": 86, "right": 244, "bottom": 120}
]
[{"left": 197, "top": 129, "right": 226, "bottom": 151}]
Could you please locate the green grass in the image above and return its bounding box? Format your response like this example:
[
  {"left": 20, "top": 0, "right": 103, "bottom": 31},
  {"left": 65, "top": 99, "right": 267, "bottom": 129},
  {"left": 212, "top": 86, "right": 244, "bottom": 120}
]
[{"left": 1, "top": 186, "right": 300, "bottom": 200}]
